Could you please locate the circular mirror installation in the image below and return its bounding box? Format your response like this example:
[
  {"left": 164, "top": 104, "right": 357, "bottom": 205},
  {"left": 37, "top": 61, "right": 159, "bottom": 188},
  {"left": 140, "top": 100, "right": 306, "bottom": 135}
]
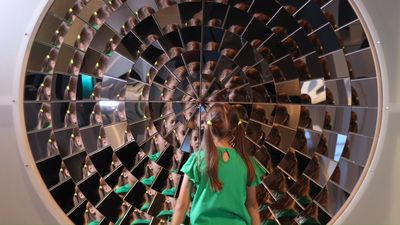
[{"left": 24, "top": 0, "right": 379, "bottom": 224}]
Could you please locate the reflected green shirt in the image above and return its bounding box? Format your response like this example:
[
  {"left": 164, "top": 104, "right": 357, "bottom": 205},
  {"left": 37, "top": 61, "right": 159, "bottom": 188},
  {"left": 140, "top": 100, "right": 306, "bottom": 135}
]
[{"left": 180, "top": 147, "right": 266, "bottom": 225}]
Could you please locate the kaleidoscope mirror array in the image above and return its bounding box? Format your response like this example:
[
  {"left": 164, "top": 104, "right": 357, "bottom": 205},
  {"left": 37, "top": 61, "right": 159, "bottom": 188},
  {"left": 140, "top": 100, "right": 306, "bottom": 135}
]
[{"left": 24, "top": 0, "right": 379, "bottom": 224}]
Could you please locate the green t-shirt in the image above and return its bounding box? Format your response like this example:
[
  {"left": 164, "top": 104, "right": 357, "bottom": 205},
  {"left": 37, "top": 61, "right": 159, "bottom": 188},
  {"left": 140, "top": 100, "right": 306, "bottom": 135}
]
[{"left": 180, "top": 147, "right": 266, "bottom": 225}]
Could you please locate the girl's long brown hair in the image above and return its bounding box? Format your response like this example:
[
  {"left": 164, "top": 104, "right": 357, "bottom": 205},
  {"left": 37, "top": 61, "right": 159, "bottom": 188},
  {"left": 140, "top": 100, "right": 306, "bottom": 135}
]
[{"left": 202, "top": 103, "right": 255, "bottom": 191}]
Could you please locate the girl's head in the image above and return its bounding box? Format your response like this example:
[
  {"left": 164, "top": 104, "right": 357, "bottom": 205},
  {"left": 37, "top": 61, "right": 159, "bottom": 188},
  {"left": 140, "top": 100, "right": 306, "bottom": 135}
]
[{"left": 202, "top": 103, "right": 255, "bottom": 191}]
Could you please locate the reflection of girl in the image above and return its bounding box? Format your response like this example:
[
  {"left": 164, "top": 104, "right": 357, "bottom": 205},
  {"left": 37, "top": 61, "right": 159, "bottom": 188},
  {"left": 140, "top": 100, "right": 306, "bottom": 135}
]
[
  {"left": 67, "top": 51, "right": 85, "bottom": 76},
  {"left": 58, "top": 162, "right": 71, "bottom": 182},
  {"left": 90, "top": 103, "right": 103, "bottom": 126},
  {"left": 69, "top": 128, "right": 85, "bottom": 154},
  {"left": 47, "top": 131, "right": 59, "bottom": 156},
  {"left": 64, "top": 76, "right": 78, "bottom": 100},
  {"left": 51, "top": 22, "right": 69, "bottom": 47},
  {"left": 41, "top": 48, "right": 58, "bottom": 73},
  {"left": 189, "top": 129, "right": 199, "bottom": 152},
  {"left": 174, "top": 122, "right": 186, "bottom": 146},
  {"left": 82, "top": 155, "right": 97, "bottom": 179},
  {"left": 113, "top": 103, "right": 126, "bottom": 123},
  {"left": 172, "top": 104, "right": 266, "bottom": 225},
  {"left": 88, "top": 6, "right": 111, "bottom": 30},
  {"left": 137, "top": 6, "right": 155, "bottom": 21},
  {"left": 36, "top": 103, "right": 52, "bottom": 130},
  {"left": 36, "top": 75, "right": 52, "bottom": 100},
  {"left": 72, "top": 186, "right": 85, "bottom": 206},
  {"left": 97, "top": 126, "right": 109, "bottom": 149},
  {"left": 90, "top": 82, "right": 102, "bottom": 100},
  {"left": 98, "top": 178, "right": 112, "bottom": 200},
  {"left": 75, "top": 25, "right": 95, "bottom": 51},
  {"left": 124, "top": 128, "right": 134, "bottom": 143},
  {"left": 64, "top": 103, "right": 78, "bottom": 128},
  {"left": 84, "top": 202, "right": 104, "bottom": 225},
  {"left": 121, "top": 16, "right": 138, "bottom": 35}
]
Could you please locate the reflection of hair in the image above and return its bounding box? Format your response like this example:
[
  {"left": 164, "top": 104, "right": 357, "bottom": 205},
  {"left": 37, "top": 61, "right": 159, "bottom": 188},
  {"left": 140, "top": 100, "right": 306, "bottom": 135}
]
[
  {"left": 349, "top": 111, "right": 358, "bottom": 133},
  {"left": 292, "top": 128, "right": 307, "bottom": 152},
  {"left": 157, "top": 0, "right": 175, "bottom": 8},
  {"left": 36, "top": 103, "right": 51, "bottom": 130},
  {"left": 305, "top": 156, "right": 320, "bottom": 181},
  {"left": 252, "top": 85, "right": 270, "bottom": 102},
  {"left": 187, "top": 61, "right": 200, "bottom": 75},
  {"left": 202, "top": 103, "right": 255, "bottom": 191},
  {"left": 226, "top": 76, "right": 245, "bottom": 90},
  {"left": 220, "top": 48, "right": 237, "bottom": 58},
  {"left": 121, "top": 16, "right": 138, "bottom": 35},
  {"left": 138, "top": 6, "right": 155, "bottom": 20},
  {"left": 186, "top": 41, "right": 200, "bottom": 51},
  {"left": 36, "top": 75, "right": 52, "bottom": 100},
  {"left": 295, "top": 60, "right": 310, "bottom": 80},
  {"left": 204, "top": 41, "right": 219, "bottom": 51},
  {"left": 272, "top": 26, "right": 288, "bottom": 39},
  {"left": 229, "top": 87, "right": 249, "bottom": 102},
  {"left": 244, "top": 67, "right": 263, "bottom": 84},
  {"left": 228, "top": 25, "right": 244, "bottom": 35},
  {"left": 266, "top": 126, "right": 281, "bottom": 147},
  {"left": 167, "top": 47, "right": 183, "bottom": 59},
  {"left": 323, "top": 111, "right": 332, "bottom": 130},
  {"left": 234, "top": 2, "right": 249, "bottom": 11},
  {"left": 186, "top": 18, "right": 201, "bottom": 26},
  {"left": 271, "top": 105, "right": 289, "bottom": 125},
  {"left": 270, "top": 65, "right": 285, "bottom": 82},
  {"left": 202, "top": 60, "right": 217, "bottom": 75},
  {"left": 163, "top": 23, "right": 179, "bottom": 33},
  {"left": 207, "top": 18, "right": 222, "bottom": 27},
  {"left": 317, "top": 134, "right": 328, "bottom": 155},
  {"left": 253, "top": 12, "right": 269, "bottom": 23},
  {"left": 299, "top": 107, "right": 312, "bottom": 128},
  {"left": 283, "top": 150, "right": 298, "bottom": 179}
]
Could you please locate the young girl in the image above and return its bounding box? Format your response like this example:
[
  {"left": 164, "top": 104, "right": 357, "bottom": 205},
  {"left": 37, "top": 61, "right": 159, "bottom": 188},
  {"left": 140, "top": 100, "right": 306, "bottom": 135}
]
[{"left": 171, "top": 103, "right": 266, "bottom": 225}]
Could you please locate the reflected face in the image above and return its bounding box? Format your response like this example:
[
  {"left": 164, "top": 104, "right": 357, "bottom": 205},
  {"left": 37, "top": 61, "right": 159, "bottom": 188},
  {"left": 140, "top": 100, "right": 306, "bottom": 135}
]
[
  {"left": 95, "top": 114, "right": 103, "bottom": 124},
  {"left": 78, "top": 191, "right": 85, "bottom": 199},
  {"left": 45, "top": 112, "right": 52, "bottom": 121},
  {"left": 101, "top": 137, "right": 109, "bottom": 147},
  {"left": 44, "top": 87, "right": 51, "bottom": 97},
  {"left": 125, "top": 131, "right": 134, "bottom": 142},
  {"left": 88, "top": 164, "right": 96, "bottom": 173},
  {"left": 175, "top": 124, "right": 186, "bottom": 144},
  {"left": 190, "top": 129, "right": 200, "bottom": 151},
  {"left": 103, "top": 184, "right": 111, "bottom": 193},
  {"left": 155, "top": 134, "right": 168, "bottom": 151},
  {"left": 164, "top": 115, "right": 176, "bottom": 132},
  {"left": 75, "top": 135, "right": 84, "bottom": 149},
  {"left": 70, "top": 113, "right": 78, "bottom": 124}
]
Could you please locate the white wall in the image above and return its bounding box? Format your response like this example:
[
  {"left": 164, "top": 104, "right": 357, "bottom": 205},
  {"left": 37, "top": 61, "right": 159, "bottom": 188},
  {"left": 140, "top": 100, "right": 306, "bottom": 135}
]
[{"left": 0, "top": 0, "right": 399, "bottom": 223}]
